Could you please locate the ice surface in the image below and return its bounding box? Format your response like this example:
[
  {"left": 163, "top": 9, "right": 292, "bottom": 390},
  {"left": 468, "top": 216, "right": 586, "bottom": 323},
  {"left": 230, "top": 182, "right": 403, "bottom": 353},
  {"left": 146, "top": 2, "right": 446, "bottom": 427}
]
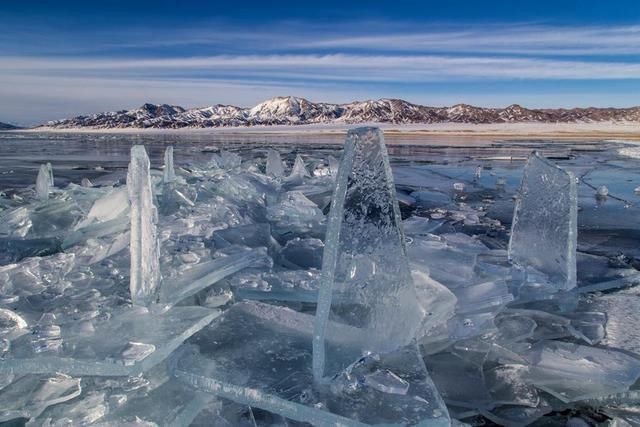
[
  {"left": 35, "top": 164, "right": 50, "bottom": 200},
  {"left": 509, "top": 151, "right": 577, "bottom": 291},
  {"left": 313, "top": 127, "right": 424, "bottom": 379},
  {"left": 128, "top": 145, "right": 161, "bottom": 307},
  {"left": 266, "top": 149, "right": 285, "bottom": 177},
  {"left": 163, "top": 146, "right": 175, "bottom": 183}
]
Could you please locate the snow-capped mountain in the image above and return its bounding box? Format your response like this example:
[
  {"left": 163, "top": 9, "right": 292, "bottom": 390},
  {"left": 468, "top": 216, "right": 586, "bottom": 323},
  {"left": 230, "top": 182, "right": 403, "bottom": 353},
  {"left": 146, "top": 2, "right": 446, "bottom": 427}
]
[{"left": 41, "top": 96, "right": 640, "bottom": 129}]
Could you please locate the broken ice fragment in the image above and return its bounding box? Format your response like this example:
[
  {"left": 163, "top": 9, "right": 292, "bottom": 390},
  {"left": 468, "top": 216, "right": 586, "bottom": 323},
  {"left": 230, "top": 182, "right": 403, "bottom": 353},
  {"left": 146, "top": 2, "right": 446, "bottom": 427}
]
[
  {"left": 81, "top": 178, "right": 93, "bottom": 187},
  {"left": 363, "top": 369, "right": 410, "bottom": 395},
  {"left": 174, "top": 301, "right": 450, "bottom": 426},
  {"left": 313, "top": 127, "right": 424, "bottom": 380},
  {"left": 286, "top": 154, "right": 310, "bottom": 184},
  {"left": 160, "top": 248, "right": 270, "bottom": 305},
  {"left": 35, "top": 164, "right": 50, "bottom": 200},
  {"left": 597, "top": 185, "right": 609, "bottom": 198},
  {"left": 453, "top": 182, "right": 465, "bottom": 191},
  {"left": 163, "top": 146, "right": 175, "bottom": 183},
  {"left": 0, "top": 373, "right": 81, "bottom": 422},
  {"left": 508, "top": 151, "right": 577, "bottom": 291},
  {"left": 523, "top": 341, "right": 640, "bottom": 402},
  {"left": 127, "top": 145, "right": 161, "bottom": 307},
  {"left": 120, "top": 341, "right": 156, "bottom": 366},
  {"left": 266, "top": 149, "right": 285, "bottom": 177},
  {"left": 1, "top": 306, "right": 218, "bottom": 376}
]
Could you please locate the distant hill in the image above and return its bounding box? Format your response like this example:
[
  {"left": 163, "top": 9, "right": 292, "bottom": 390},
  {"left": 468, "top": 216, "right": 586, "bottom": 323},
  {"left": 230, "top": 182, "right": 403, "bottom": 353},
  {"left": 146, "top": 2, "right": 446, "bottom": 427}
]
[
  {"left": 0, "top": 122, "right": 21, "bottom": 130},
  {"left": 39, "top": 96, "right": 640, "bottom": 129}
]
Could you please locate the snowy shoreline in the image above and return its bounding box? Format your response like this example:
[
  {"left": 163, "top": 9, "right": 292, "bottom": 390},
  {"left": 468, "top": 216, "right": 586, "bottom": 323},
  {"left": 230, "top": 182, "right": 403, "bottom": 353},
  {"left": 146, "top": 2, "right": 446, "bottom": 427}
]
[{"left": 11, "top": 121, "right": 640, "bottom": 140}]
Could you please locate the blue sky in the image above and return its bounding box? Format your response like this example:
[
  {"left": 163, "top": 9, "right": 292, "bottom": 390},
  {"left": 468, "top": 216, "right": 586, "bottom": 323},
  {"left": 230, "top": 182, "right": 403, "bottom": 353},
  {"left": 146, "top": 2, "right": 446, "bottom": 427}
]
[{"left": 1, "top": 0, "right": 640, "bottom": 125}]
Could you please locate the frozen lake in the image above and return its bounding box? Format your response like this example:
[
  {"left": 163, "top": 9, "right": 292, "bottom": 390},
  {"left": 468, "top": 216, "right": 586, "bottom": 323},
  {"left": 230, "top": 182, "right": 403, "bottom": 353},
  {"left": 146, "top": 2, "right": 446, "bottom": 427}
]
[
  {"left": 1, "top": 130, "right": 640, "bottom": 425},
  {"left": 3, "top": 131, "right": 640, "bottom": 258}
]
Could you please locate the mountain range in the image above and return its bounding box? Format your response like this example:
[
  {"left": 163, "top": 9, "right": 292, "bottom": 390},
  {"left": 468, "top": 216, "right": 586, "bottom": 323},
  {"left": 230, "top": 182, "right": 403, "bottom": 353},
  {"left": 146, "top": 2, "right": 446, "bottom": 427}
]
[{"left": 35, "top": 96, "right": 640, "bottom": 129}]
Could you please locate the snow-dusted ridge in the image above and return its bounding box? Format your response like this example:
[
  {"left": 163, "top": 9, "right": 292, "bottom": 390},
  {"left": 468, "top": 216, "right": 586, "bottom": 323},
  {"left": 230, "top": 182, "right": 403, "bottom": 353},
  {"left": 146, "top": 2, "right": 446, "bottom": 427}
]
[{"left": 40, "top": 96, "right": 640, "bottom": 129}]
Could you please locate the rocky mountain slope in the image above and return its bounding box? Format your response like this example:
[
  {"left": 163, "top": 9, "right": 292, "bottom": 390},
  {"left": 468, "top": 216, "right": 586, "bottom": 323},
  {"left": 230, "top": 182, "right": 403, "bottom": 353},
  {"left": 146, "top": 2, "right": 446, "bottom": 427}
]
[{"left": 41, "top": 96, "right": 640, "bottom": 129}]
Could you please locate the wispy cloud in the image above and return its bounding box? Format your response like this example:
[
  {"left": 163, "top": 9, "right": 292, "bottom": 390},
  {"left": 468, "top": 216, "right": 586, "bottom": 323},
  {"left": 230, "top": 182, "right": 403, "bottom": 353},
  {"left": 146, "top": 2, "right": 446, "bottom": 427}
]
[{"left": 3, "top": 53, "right": 640, "bottom": 81}]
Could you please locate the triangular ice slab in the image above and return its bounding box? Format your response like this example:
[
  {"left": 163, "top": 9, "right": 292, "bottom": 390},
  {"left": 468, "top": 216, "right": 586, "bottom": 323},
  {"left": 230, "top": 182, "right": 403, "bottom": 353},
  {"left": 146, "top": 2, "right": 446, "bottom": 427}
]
[
  {"left": 508, "top": 151, "right": 577, "bottom": 291},
  {"left": 128, "top": 145, "right": 161, "bottom": 306},
  {"left": 313, "top": 127, "right": 424, "bottom": 379}
]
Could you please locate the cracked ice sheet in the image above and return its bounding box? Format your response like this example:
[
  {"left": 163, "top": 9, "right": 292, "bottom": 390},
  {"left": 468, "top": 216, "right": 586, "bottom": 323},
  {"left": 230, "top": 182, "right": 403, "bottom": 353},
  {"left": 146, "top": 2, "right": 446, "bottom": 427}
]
[
  {"left": 173, "top": 301, "right": 450, "bottom": 427},
  {"left": 0, "top": 305, "right": 219, "bottom": 377}
]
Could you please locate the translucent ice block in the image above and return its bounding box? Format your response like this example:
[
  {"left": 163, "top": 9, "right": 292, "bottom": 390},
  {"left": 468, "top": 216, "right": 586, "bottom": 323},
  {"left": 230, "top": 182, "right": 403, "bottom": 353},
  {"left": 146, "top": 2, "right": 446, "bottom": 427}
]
[
  {"left": 128, "top": 145, "right": 161, "bottom": 306},
  {"left": 508, "top": 152, "right": 577, "bottom": 291},
  {"left": 266, "top": 149, "right": 285, "bottom": 177},
  {"left": 314, "top": 127, "right": 424, "bottom": 379},
  {"left": 35, "top": 164, "right": 50, "bottom": 200}
]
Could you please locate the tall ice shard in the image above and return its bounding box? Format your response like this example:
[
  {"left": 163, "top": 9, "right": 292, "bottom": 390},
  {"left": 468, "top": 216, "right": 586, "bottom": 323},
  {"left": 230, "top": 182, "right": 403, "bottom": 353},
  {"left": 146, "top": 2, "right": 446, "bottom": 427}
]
[
  {"left": 128, "top": 145, "right": 161, "bottom": 306},
  {"left": 313, "top": 127, "right": 424, "bottom": 380},
  {"left": 35, "top": 164, "right": 50, "bottom": 200},
  {"left": 163, "top": 146, "right": 175, "bottom": 183},
  {"left": 508, "top": 151, "right": 578, "bottom": 291}
]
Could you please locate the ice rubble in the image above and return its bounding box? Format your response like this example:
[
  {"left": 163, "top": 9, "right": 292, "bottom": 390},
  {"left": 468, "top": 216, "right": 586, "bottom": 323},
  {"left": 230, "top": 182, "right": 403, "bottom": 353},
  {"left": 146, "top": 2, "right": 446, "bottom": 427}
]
[{"left": 0, "top": 129, "right": 639, "bottom": 425}]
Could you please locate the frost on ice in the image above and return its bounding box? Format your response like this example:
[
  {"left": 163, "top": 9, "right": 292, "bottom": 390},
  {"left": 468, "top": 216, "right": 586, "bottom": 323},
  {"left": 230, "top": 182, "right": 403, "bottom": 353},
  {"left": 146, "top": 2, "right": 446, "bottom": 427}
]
[{"left": 509, "top": 151, "right": 578, "bottom": 292}]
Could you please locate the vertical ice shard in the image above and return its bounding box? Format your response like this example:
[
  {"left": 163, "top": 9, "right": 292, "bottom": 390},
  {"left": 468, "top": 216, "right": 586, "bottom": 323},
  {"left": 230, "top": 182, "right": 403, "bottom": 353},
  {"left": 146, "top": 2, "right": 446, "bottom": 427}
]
[
  {"left": 508, "top": 151, "right": 577, "bottom": 291},
  {"left": 328, "top": 155, "right": 339, "bottom": 176},
  {"left": 35, "top": 164, "right": 50, "bottom": 200},
  {"left": 313, "top": 127, "right": 423, "bottom": 380},
  {"left": 266, "top": 149, "right": 285, "bottom": 177},
  {"left": 46, "top": 162, "right": 54, "bottom": 186},
  {"left": 163, "top": 146, "right": 175, "bottom": 183},
  {"left": 127, "top": 145, "right": 161, "bottom": 306}
]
